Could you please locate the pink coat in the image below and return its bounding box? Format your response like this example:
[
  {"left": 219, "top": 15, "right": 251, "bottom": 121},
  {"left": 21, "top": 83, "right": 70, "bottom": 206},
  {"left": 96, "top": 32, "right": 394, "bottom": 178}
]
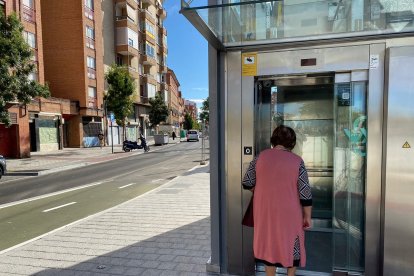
[{"left": 253, "top": 148, "right": 306, "bottom": 267}]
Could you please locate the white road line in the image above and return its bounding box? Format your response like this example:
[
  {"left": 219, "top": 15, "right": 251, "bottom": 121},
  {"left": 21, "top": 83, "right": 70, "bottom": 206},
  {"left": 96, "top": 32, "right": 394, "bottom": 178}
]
[
  {"left": 151, "top": 179, "right": 163, "bottom": 183},
  {"left": 0, "top": 181, "right": 104, "bottom": 210},
  {"left": 42, "top": 202, "right": 77, "bottom": 213},
  {"left": 118, "top": 183, "right": 135, "bottom": 189}
]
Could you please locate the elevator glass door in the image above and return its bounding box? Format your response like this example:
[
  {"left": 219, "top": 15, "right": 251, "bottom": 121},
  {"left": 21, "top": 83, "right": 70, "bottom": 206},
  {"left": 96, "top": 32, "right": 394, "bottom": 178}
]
[{"left": 255, "top": 73, "right": 366, "bottom": 274}]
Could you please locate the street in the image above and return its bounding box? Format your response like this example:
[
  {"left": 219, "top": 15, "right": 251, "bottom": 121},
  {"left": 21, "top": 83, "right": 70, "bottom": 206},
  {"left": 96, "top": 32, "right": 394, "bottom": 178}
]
[{"left": 0, "top": 141, "right": 209, "bottom": 251}]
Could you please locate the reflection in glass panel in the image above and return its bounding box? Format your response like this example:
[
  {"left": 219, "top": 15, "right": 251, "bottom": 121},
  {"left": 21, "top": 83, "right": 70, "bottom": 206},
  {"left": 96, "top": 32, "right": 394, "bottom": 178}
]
[
  {"left": 183, "top": 0, "right": 414, "bottom": 46},
  {"left": 333, "top": 81, "right": 366, "bottom": 272}
]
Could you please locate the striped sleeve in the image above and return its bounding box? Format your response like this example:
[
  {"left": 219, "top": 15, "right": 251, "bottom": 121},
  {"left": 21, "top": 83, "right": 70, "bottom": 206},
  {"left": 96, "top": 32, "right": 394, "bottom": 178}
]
[
  {"left": 298, "top": 160, "right": 312, "bottom": 206},
  {"left": 242, "top": 157, "right": 258, "bottom": 190}
]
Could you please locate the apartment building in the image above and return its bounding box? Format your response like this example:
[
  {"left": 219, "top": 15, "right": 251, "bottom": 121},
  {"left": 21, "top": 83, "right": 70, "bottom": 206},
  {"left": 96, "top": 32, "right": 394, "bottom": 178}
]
[
  {"left": 0, "top": 0, "right": 74, "bottom": 158},
  {"left": 157, "top": 68, "right": 184, "bottom": 135},
  {"left": 184, "top": 100, "right": 198, "bottom": 122},
  {"left": 40, "top": 0, "right": 104, "bottom": 148},
  {"left": 102, "top": 0, "right": 168, "bottom": 142}
]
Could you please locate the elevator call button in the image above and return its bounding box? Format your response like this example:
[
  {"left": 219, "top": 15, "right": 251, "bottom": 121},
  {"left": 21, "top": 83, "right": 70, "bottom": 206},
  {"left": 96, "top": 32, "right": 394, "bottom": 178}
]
[{"left": 244, "top": 147, "right": 253, "bottom": 155}]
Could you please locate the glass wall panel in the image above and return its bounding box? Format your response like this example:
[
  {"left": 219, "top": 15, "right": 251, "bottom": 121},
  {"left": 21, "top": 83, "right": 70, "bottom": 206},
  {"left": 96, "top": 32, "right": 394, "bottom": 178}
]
[{"left": 182, "top": 0, "right": 414, "bottom": 46}]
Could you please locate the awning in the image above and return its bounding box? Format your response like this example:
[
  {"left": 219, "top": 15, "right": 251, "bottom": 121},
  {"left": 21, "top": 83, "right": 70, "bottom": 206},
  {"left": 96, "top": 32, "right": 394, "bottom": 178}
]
[{"left": 180, "top": 0, "right": 414, "bottom": 50}]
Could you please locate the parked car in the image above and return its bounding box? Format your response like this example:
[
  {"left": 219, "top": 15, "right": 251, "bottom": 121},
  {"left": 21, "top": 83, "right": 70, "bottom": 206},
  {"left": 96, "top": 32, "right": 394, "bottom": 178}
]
[
  {"left": 0, "top": 155, "right": 6, "bottom": 179},
  {"left": 187, "top": 130, "right": 199, "bottom": 142}
]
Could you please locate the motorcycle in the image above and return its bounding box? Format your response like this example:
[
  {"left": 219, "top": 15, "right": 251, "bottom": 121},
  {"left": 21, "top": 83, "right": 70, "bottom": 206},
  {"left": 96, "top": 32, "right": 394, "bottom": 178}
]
[{"left": 122, "top": 134, "right": 150, "bottom": 152}]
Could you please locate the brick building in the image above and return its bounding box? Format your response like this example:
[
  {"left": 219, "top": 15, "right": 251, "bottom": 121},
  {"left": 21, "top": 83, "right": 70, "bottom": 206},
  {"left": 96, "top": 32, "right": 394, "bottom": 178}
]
[
  {"left": 0, "top": 0, "right": 74, "bottom": 158},
  {"left": 161, "top": 68, "right": 184, "bottom": 135},
  {"left": 40, "top": 0, "right": 104, "bottom": 148}
]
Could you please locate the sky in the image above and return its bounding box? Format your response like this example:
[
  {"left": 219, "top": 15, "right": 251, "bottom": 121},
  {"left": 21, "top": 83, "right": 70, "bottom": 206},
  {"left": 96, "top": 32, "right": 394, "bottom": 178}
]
[{"left": 163, "top": 1, "right": 209, "bottom": 108}]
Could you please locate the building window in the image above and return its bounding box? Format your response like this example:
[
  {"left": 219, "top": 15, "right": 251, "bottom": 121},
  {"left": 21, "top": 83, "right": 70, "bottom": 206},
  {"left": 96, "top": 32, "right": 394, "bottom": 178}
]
[
  {"left": 21, "top": 0, "right": 36, "bottom": 23},
  {"left": 116, "top": 55, "right": 123, "bottom": 66},
  {"left": 138, "top": 64, "right": 143, "bottom": 75},
  {"left": 161, "top": 73, "right": 166, "bottom": 83},
  {"left": 86, "top": 26, "right": 95, "bottom": 49},
  {"left": 147, "top": 84, "right": 156, "bottom": 98},
  {"left": 128, "top": 38, "right": 134, "bottom": 47},
  {"left": 23, "top": 31, "right": 36, "bottom": 48},
  {"left": 156, "top": 73, "right": 161, "bottom": 83},
  {"left": 145, "top": 20, "right": 156, "bottom": 39},
  {"left": 87, "top": 56, "right": 96, "bottom": 79},
  {"left": 88, "top": 87, "right": 97, "bottom": 108},
  {"left": 84, "top": 0, "right": 94, "bottom": 20},
  {"left": 145, "top": 42, "right": 155, "bottom": 58}
]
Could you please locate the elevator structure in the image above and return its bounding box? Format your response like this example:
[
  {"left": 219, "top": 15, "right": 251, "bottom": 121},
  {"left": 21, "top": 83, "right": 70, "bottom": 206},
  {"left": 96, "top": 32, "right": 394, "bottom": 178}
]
[{"left": 181, "top": 1, "right": 414, "bottom": 275}]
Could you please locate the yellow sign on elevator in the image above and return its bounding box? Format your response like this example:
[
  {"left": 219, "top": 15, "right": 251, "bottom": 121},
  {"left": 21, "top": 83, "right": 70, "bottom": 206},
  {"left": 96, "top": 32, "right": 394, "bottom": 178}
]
[
  {"left": 242, "top": 53, "right": 257, "bottom": 76},
  {"left": 402, "top": 141, "right": 411, "bottom": 148}
]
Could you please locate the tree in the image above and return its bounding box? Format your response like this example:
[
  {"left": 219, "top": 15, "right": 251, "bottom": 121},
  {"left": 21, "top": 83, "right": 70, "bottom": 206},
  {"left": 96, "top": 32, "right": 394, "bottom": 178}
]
[
  {"left": 104, "top": 64, "right": 135, "bottom": 137},
  {"left": 149, "top": 93, "right": 168, "bottom": 133},
  {"left": 0, "top": 10, "right": 50, "bottom": 126},
  {"left": 199, "top": 97, "right": 209, "bottom": 123},
  {"left": 183, "top": 113, "right": 194, "bottom": 130}
]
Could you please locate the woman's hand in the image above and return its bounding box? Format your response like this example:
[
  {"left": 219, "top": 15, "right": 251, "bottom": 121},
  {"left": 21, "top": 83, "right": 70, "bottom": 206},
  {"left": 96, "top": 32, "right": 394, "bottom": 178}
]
[
  {"left": 303, "top": 217, "right": 312, "bottom": 229},
  {"left": 302, "top": 206, "right": 312, "bottom": 229}
]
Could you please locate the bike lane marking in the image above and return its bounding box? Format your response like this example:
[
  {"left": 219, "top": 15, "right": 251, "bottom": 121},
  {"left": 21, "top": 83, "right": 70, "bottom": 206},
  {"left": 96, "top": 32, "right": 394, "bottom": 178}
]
[
  {"left": 42, "top": 202, "right": 77, "bottom": 213},
  {"left": 118, "top": 183, "right": 135, "bottom": 189}
]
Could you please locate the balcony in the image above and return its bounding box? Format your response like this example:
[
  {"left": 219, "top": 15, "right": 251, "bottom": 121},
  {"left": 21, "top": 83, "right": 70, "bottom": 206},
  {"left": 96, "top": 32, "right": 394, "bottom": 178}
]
[
  {"left": 141, "top": 0, "right": 155, "bottom": 7},
  {"left": 158, "top": 7, "right": 167, "bottom": 19},
  {"left": 116, "top": 44, "right": 139, "bottom": 57},
  {"left": 140, "top": 96, "right": 149, "bottom": 104},
  {"left": 87, "top": 68, "right": 96, "bottom": 79},
  {"left": 86, "top": 37, "right": 95, "bottom": 49},
  {"left": 115, "top": 15, "right": 138, "bottom": 32},
  {"left": 128, "top": 66, "right": 139, "bottom": 79},
  {"left": 140, "top": 9, "right": 156, "bottom": 25},
  {"left": 141, "top": 74, "right": 157, "bottom": 85},
  {"left": 141, "top": 55, "right": 156, "bottom": 66},
  {"left": 22, "top": 5, "right": 36, "bottom": 23},
  {"left": 84, "top": 5, "right": 94, "bottom": 20},
  {"left": 159, "top": 63, "right": 168, "bottom": 73},
  {"left": 159, "top": 82, "right": 169, "bottom": 91},
  {"left": 114, "top": 0, "right": 138, "bottom": 10},
  {"left": 142, "top": 32, "right": 156, "bottom": 44}
]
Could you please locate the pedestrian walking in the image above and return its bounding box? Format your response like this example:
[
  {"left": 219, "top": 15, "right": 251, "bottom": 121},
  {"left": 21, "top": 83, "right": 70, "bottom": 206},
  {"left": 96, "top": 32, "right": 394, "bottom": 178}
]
[
  {"left": 242, "top": 125, "right": 312, "bottom": 276},
  {"left": 98, "top": 131, "right": 104, "bottom": 148},
  {"left": 172, "top": 131, "right": 176, "bottom": 140}
]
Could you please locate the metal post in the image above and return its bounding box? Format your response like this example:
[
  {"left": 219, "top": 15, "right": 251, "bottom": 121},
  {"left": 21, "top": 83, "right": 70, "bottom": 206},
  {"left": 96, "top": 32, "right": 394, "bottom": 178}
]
[
  {"left": 111, "top": 119, "right": 114, "bottom": 154},
  {"left": 200, "top": 119, "right": 206, "bottom": 165}
]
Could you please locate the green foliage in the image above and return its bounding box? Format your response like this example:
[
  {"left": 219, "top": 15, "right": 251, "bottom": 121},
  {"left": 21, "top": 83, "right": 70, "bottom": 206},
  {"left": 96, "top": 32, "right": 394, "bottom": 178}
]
[
  {"left": 149, "top": 93, "right": 168, "bottom": 129},
  {"left": 104, "top": 64, "right": 135, "bottom": 127},
  {"left": 199, "top": 97, "right": 209, "bottom": 123},
  {"left": 184, "top": 113, "right": 194, "bottom": 130},
  {"left": 0, "top": 10, "right": 50, "bottom": 126}
]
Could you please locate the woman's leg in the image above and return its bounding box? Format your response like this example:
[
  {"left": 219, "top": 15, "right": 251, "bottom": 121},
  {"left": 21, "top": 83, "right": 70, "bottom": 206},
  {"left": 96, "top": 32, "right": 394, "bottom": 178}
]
[
  {"left": 265, "top": 265, "right": 276, "bottom": 276},
  {"left": 287, "top": 267, "right": 297, "bottom": 276}
]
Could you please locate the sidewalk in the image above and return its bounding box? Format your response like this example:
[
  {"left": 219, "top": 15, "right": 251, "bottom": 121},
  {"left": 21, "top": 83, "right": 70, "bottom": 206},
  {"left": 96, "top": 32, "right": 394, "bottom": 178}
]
[
  {"left": 0, "top": 164, "right": 212, "bottom": 276},
  {"left": 5, "top": 137, "right": 182, "bottom": 177}
]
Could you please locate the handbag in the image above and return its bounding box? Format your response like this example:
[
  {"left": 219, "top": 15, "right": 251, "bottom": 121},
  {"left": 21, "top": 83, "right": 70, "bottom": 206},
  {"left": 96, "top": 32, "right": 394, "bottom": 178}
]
[{"left": 242, "top": 195, "right": 254, "bottom": 227}]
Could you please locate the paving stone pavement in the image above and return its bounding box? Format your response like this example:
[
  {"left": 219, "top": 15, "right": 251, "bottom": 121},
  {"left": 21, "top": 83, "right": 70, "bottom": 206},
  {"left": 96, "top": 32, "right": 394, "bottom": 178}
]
[{"left": 0, "top": 165, "right": 212, "bottom": 276}]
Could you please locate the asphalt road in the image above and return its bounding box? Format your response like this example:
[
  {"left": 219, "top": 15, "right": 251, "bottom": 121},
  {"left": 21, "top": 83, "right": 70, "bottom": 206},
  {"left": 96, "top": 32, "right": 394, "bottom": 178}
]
[{"left": 0, "top": 141, "right": 209, "bottom": 251}]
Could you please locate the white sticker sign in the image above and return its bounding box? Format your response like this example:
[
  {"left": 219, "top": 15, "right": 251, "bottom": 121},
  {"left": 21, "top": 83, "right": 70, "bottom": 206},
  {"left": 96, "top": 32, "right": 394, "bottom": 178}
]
[{"left": 370, "top": 55, "right": 379, "bottom": 69}]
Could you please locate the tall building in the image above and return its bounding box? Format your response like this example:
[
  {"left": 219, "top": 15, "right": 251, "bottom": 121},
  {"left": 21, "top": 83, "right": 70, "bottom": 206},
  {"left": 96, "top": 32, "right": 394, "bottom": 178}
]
[
  {"left": 102, "top": 0, "right": 168, "bottom": 141},
  {"left": 158, "top": 68, "right": 184, "bottom": 135},
  {"left": 184, "top": 100, "right": 198, "bottom": 123},
  {"left": 0, "top": 0, "right": 72, "bottom": 157},
  {"left": 40, "top": 0, "right": 104, "bottom": 148}
]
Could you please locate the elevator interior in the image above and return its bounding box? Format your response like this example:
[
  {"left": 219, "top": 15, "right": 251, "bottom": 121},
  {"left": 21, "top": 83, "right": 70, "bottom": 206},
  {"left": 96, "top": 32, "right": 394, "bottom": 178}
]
[{"left": 255, "top": 73, "right": 367, "bottom": 274}]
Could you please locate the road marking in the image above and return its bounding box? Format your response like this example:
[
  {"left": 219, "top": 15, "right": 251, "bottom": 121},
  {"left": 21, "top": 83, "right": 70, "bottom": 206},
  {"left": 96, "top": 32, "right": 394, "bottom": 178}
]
[
  {"left": 0, "top": 181, "right": 105, "bottom": 210},
  {"left": 42, "top": 202, "right": 77, "bottom": 213},
  {"left": 118, "top": 183, "right": 135, "bottom": 189},
  {"left": 151, "top": 179, "right": 163, "bottom": 183}
]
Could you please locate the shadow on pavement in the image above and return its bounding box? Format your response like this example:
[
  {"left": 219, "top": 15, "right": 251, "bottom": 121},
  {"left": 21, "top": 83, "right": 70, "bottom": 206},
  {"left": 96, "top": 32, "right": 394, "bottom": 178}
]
[{"left": 33, "top": 217, "right": 212, "bottom": 276}]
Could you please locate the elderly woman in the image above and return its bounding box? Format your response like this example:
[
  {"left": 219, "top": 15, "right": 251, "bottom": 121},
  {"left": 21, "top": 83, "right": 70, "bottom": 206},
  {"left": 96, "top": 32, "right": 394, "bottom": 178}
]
[{"left": 243, "top": 125, "right": 313, "bottom": 276}]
